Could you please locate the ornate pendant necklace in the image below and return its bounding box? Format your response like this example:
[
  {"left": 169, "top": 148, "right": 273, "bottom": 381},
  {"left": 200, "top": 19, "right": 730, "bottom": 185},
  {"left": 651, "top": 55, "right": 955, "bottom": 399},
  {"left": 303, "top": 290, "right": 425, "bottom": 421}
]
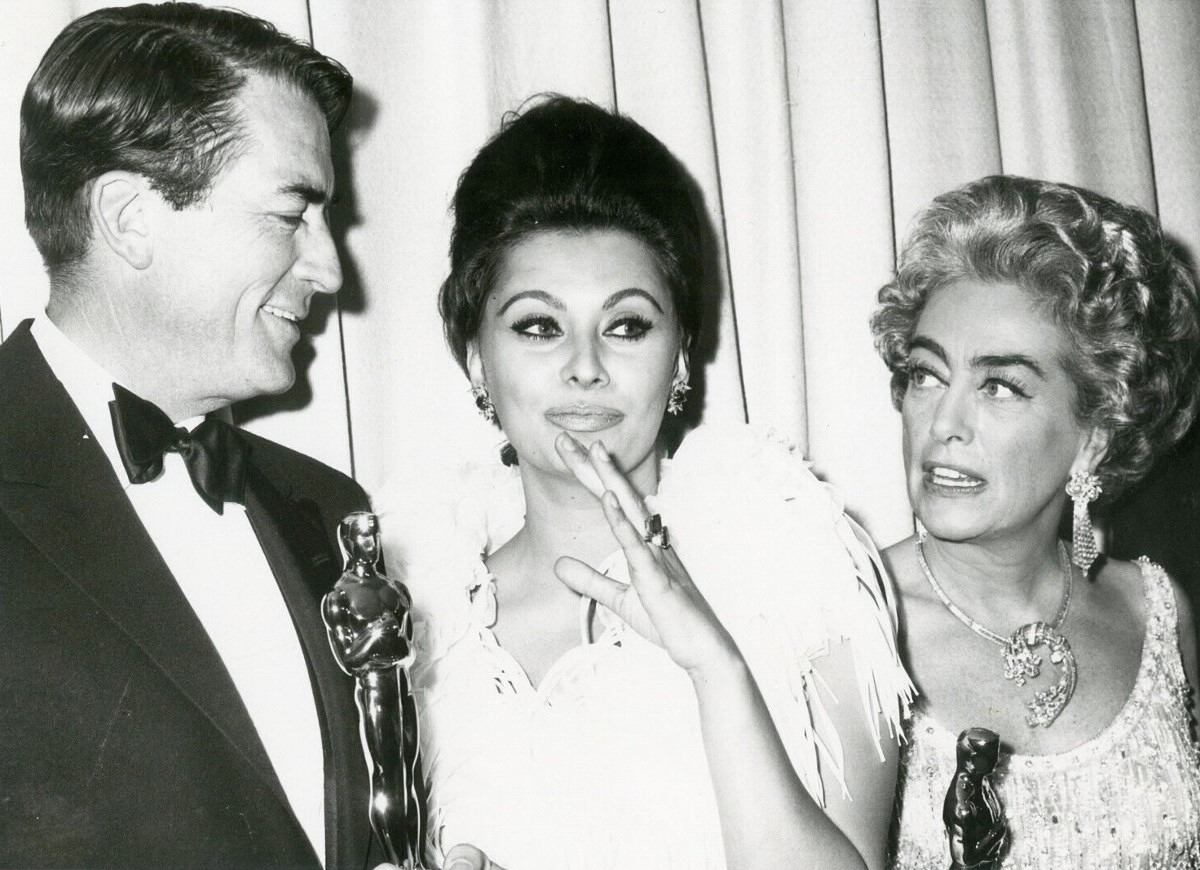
[{"left": 915, "top": 536, "right": 1078, "bottom": 728}]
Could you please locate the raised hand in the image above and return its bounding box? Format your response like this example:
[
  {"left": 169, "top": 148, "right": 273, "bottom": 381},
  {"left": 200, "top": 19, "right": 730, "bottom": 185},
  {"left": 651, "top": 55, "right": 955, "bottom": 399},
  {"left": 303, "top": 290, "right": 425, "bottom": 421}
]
[{"left": 552, "top": 433, "right": 741, "bottom": 676}]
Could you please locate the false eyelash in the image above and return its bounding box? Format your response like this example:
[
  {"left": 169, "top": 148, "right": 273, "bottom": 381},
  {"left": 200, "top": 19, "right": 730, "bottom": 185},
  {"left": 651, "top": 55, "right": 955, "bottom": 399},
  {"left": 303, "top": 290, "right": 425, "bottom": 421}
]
[
  {"left": 607, "top": 314, "right": 654, "bottom": 338},
  {"left": 982, "top": 372, "right": 1030, "bottom": 398},
  {"left": 510, "top": 314, "right": 560, "bottom": 339}
]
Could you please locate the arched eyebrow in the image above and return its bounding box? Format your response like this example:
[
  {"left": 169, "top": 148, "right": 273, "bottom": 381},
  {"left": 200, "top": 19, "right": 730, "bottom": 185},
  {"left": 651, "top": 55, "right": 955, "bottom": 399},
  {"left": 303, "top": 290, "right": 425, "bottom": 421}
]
[
  {"left": 909, "top": 337, "right": 1048, "bottom": 379},
  {"left": 497, "top": 290, "right": 563, "bottom": 315},
  {"left": 497, "top": 287, "right": 665, "bottom": 315},
  {"left": 908, "top": 336, "right": 948, "bottom": 363},
  {"left": 603, "top": 288, "right": 664, "bottom": 312},
  {"left": 973, "top": 353, "right": 1048, "bottom": 379}
]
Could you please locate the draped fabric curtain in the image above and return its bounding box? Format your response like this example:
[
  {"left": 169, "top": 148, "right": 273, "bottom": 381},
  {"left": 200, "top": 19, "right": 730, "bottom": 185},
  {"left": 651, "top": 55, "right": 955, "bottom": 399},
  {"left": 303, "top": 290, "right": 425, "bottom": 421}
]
[{"left": 2, "top": 0, "right": 1197, "bottom": 546}]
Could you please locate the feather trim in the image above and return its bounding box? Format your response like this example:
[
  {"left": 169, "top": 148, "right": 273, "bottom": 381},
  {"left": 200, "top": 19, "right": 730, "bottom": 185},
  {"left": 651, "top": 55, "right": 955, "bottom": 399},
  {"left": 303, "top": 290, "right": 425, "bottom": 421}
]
[
  {"left": 379, "top": 422, "right": 914, "bottom": 817},
  {"left": 651, "top": 422, "right": 914, "bottom": 802}
]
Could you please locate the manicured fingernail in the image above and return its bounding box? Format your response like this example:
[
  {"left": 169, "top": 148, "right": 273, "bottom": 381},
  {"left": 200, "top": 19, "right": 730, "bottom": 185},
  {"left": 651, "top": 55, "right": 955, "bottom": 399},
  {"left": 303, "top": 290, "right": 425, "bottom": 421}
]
[
  {"left": 592, "top": 440, "right": 612, "bottom": 462},
  {"left": 560, "top": 432, "right": 583, "bottom": 454},
  {"left": 446, "top": 860, "right": 474, "bottom": 870}
]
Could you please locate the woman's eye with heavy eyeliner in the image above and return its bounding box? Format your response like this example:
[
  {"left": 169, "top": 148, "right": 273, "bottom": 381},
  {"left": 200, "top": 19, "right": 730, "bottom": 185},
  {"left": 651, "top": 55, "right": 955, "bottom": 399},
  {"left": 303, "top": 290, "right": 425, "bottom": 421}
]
[
  {"left": 981, "top": 377, "right": 1027, "bottom": 400},
  {"left": 511, "top": 314, "right": 562, "bottom": 339},
  {"left": 906, "top": 361, "right": 943, "bottom": 390},
  {"left": 606, "top": 315, "right": 653, "bottom": 340}
]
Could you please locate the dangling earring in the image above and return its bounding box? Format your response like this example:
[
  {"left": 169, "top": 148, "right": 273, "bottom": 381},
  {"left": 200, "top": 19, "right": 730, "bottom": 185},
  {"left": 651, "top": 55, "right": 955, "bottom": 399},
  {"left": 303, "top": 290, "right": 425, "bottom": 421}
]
[
  {"left": 470, "top": 384, "right": 495, "bottom": 421},
  {"left": 1065, "top": 469, "right": 1102, "bottom": 572},
  {"left": 666, "top": 379, "right": 691, "bottom": 415}
]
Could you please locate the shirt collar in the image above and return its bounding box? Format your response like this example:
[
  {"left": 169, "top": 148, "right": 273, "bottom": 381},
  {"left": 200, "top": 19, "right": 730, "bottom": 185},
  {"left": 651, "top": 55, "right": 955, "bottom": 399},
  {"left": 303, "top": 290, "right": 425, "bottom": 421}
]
[
  {"left": 29, "top": 315, "right": 205, "bottom": 489},
  {"left": 32, "top": 315, "right": 134, "bottom": 488}
]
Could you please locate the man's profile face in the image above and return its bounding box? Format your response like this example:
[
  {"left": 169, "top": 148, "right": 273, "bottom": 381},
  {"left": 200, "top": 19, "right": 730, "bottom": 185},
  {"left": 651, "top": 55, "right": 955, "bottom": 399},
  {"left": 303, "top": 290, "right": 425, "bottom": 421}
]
[{"left": 144, "top": 71, "right": 342, "bottom": 412}]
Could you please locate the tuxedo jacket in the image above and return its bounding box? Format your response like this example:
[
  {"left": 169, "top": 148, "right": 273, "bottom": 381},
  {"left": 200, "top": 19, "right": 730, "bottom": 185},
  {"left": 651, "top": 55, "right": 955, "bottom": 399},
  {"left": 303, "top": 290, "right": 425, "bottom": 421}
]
[{"left": 0, "top": 320, "right": 377, "bottom": 869}]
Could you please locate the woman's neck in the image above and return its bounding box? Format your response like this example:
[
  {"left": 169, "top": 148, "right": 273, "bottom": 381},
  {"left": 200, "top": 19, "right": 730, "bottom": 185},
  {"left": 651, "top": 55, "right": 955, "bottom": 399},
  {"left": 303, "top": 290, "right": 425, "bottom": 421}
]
[
  {"left": 919, "top": 527, "right": 1070, "bottom": 626},
  {"left": 496, "top": 452, "right": 659, "bottom": 593}
]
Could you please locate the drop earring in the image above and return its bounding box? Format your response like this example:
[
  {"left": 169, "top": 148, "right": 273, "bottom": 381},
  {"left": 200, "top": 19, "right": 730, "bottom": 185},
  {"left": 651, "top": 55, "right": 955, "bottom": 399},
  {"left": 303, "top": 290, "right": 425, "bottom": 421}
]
[{"left": 1065, "top": 469, "right": 1102, "bottom": 572}]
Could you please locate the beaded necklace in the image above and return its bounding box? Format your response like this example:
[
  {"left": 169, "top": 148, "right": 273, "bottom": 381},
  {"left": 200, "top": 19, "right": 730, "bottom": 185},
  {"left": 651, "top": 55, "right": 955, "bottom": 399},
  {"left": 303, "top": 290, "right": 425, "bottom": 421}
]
[{"left": 915, "top": 536, "right": 1077, "bottom": 727}]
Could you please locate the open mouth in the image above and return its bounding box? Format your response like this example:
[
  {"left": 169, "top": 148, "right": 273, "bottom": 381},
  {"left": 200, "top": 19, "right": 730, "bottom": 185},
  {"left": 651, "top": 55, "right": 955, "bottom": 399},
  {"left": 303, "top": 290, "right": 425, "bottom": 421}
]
[
  {"left": 924, "top": 464, "right": 985, "bottom": 491},
  {"left": 262, "top": 304, "right": 300, "bottom": 324}
]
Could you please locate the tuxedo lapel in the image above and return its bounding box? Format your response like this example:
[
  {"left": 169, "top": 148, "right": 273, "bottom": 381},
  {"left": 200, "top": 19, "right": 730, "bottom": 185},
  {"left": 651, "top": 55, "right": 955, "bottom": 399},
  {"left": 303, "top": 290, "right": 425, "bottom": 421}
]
[
  {"left": 243, "top": 455, "right": 374, "bottom": 868},
  {"left": 0, "top": 323, "right": 293, "bottom": 815}
]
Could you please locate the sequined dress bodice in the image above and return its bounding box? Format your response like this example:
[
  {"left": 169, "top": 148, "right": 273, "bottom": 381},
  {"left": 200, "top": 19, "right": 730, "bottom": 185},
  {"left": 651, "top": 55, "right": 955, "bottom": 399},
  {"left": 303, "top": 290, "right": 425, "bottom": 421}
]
[{"left": 889, "top": 559, "right": 1200, "bottom": 869}]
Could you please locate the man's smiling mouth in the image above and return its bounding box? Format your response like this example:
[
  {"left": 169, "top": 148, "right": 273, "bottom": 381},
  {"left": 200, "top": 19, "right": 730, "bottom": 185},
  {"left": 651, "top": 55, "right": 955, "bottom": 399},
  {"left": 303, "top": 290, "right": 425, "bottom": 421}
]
[{"left": 262, "top": 304, "right": 300, "bottom": 323}]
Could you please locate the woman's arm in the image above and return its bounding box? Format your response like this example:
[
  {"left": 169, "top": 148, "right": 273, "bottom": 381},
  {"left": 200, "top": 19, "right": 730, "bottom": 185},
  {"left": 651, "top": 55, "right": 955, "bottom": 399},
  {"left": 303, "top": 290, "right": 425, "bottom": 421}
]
[
  {"left": 554, "top": 434, "right": 893, "bottom": 870},
  {"left": 688, "top": 644, "right": 893, "bottom": 870},
  {"left": 803, "top": 639, "right": 901, "bottom": 870}
]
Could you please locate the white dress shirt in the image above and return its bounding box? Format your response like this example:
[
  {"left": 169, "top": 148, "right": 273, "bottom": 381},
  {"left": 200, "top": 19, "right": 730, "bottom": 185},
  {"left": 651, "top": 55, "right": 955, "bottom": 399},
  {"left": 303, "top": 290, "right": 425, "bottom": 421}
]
[{"left": 31, "top": 317, "right": 326, "bottom": 864}]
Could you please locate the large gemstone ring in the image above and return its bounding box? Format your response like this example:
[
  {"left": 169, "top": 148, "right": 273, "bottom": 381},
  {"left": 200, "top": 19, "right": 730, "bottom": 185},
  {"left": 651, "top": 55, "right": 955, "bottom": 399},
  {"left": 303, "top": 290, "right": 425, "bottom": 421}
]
[{"left": 642, "top": 513, "right": 670, "bottom": 549}]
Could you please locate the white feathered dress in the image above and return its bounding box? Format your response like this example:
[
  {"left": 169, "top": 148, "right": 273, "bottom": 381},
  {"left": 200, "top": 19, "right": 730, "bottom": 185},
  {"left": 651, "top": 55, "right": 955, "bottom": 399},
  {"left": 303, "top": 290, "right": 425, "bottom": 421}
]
[{"left": 381, "top": 423, "right": 913, "bottom": 870}]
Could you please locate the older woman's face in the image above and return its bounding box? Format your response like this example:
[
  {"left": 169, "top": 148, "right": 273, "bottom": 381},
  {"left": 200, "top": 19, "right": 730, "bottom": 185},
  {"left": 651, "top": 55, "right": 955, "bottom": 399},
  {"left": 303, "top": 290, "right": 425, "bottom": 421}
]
[
  {"left": 902, "top": 279, "right": 1105, "bottom": 544},
  {"left": 468, "top": 229, "right": 684, "bottom": 493}
]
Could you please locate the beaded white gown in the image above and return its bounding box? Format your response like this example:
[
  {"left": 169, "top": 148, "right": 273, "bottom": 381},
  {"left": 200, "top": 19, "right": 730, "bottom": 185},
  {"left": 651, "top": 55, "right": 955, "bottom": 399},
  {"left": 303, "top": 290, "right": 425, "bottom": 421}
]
[
  {"left": 382, "top": 423, "right": 914, "bottom": 870},
  {"left": 888, "top": 559, "right": 1200, "bottom": 870}
]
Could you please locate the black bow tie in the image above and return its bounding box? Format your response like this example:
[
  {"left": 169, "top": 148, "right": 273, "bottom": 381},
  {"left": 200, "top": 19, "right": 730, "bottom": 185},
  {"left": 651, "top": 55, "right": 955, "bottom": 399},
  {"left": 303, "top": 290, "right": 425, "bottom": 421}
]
[{"left": 109, "top": 384, "right": 249, "bottom": 514}]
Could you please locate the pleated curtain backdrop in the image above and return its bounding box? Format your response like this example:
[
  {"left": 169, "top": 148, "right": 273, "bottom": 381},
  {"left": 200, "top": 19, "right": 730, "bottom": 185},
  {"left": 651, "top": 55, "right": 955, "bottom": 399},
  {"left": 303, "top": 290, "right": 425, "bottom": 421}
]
[{"left": 2, "top": 0, "right": 1197, "bottom": 547}]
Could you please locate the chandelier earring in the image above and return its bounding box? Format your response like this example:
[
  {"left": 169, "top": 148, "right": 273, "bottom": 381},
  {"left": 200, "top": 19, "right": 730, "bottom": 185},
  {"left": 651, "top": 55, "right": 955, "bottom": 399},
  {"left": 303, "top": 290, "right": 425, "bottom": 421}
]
[
  {"left": 1065, "top": 469, "right": 1102, "bottom": 573},
  {"left": 666, "top": 379, "right": 691, "bottom": 415},
  {"left": 470, "top": 384, "right": 495, "bottom": 422}
]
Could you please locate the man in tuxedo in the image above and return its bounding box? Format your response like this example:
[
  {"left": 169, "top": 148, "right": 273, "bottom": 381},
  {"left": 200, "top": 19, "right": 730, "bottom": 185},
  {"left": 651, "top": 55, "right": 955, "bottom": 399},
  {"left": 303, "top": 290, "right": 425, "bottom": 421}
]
[{"left": 0, "top": 5, "right": 379, "bottom": 867}]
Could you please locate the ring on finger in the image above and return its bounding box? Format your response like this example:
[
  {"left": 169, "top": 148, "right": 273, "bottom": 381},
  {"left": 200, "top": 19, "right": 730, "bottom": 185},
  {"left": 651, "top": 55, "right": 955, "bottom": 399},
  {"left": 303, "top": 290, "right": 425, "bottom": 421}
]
[{"left": 642, "top": 513, "right": 671, "bottom": 549}]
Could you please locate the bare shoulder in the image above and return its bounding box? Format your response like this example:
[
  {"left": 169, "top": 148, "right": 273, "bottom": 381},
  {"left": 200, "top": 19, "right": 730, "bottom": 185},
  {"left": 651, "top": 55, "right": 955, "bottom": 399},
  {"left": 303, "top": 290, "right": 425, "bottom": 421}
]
[
  {"left": 1093, "top": 556, "right": 1194, "bottom": 617},
  {"left": 1097, "top": 554, "right": 1145, "bottom": 583},
  {"left": 880, "top": 535, "right": 925, "bottom": 598},
  {"left": 879, "top": 535, "right": 939, "bottom": 659},
  {"left": 1090, "top": 556, "right": 1148, "bottom": 614}
]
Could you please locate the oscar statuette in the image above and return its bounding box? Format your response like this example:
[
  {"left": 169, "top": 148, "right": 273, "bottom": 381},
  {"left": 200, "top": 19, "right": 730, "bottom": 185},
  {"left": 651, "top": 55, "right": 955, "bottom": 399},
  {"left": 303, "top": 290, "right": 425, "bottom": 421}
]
[
  {"left": 944, "top": 728, "right": 1008, "bottom": 870},
  {"left": 322, "top": 512, "right": 426, "bottom": 868}
]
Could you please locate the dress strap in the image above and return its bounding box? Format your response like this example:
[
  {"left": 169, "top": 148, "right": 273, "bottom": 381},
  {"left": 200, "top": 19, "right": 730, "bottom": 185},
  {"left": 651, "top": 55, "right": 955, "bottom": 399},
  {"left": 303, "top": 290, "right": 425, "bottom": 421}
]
[
  {"left": 1138, "top": 558, "right": 1175, "bottom": 641},
  {"left": 1134, "top": 557, "right": 1195, "bottom": 702}
]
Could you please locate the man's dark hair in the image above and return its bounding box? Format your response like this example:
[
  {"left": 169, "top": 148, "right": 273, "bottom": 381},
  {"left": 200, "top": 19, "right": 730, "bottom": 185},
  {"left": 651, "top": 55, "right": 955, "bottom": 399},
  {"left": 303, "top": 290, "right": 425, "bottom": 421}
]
[{"left": 20, "top": 2, "right": 352, "bottom": 277}]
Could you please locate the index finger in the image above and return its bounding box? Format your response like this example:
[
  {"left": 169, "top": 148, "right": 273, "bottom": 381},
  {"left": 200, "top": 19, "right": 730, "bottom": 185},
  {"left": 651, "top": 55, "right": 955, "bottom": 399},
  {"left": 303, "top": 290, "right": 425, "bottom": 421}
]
[
  {"left": 587, "top": 440, "right": 650, "bottom": 526},
  {"left": 554, "top": 431, "right": 606, "bottom": 499}
]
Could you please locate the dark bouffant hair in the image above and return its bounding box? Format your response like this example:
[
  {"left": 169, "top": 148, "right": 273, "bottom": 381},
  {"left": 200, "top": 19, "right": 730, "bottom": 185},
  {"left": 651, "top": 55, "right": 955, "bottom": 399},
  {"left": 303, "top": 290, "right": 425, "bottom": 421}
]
[
  {"left": 21, "top": 2, "right": 352, "bottom": 276},
  {"left": 439, "top": 95, "right": 704, "bottom": 372},
  {"left": 872, "top": 175, "right": 1200, "bottom": 497}
]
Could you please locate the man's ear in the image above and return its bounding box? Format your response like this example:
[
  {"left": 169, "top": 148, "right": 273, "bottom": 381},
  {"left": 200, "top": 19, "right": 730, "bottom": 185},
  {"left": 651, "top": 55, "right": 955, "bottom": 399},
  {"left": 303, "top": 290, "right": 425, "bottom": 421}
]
[
  {"left": 466, "top": 341, "right": 485, "bottom": 387},
  {"left": 91, "top": 171, "right": 153, "bottom": 270}
]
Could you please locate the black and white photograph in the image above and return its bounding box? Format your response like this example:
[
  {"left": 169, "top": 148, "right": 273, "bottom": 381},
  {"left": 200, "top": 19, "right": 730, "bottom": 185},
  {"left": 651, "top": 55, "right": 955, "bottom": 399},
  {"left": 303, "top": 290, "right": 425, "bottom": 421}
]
[{"left": 1, "top": 2, "right": 1198, "bottom": 868}]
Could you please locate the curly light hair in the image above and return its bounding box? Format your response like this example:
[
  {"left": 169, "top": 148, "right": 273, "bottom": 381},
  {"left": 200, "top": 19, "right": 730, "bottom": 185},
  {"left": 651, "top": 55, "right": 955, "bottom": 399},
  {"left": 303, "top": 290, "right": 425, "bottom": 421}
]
[{"left": 871, "top": 175, "right": 1200, "bottom": 497}]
